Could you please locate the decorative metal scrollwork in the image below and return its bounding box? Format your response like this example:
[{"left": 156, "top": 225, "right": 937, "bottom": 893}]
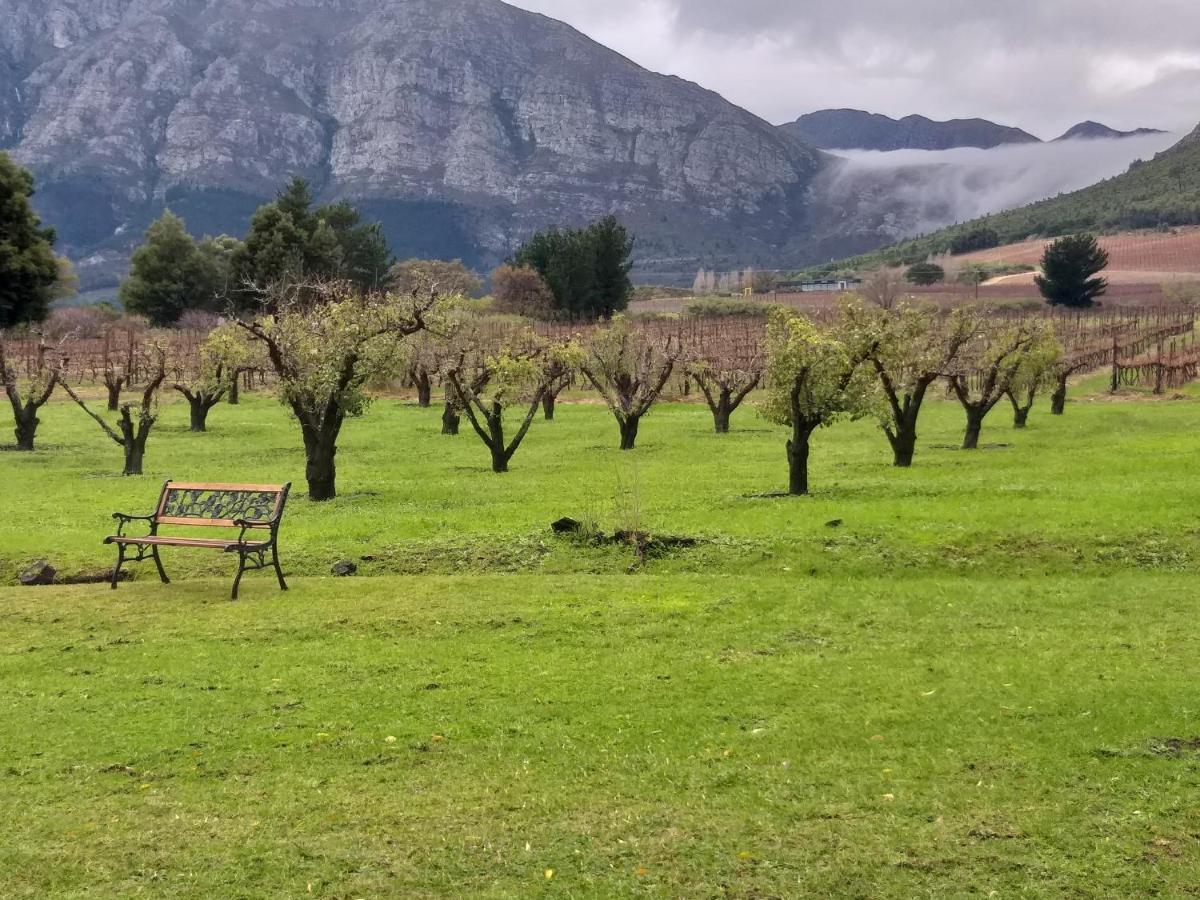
[{"left": 162, "top": 489, "right": 277, "bottom": 522}]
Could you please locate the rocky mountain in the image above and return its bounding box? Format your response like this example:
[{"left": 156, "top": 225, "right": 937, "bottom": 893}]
[
  {"left": 1053, "top": 121, "right": 1167, "bottom": 142},
  {"left": 780, "top": 109, "right": 1041, "bottom": 151},
  {"left": 0, "top": 0, "right": 831, "bottom": 287}
]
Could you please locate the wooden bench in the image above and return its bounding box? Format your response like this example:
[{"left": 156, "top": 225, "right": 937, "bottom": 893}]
[{"left": 105, "top": 481, "right": 291, "bottom": 600}]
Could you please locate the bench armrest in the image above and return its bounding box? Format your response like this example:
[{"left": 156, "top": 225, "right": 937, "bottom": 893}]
[
  {"left": 111, "top": 512, "right": 155, "bottom": 538},
  {"left": 232, "top": 519, "right": 272, "bottom": 545}
]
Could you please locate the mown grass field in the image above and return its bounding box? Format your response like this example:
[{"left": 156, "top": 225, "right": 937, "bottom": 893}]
[{"left": 3, "top": 379, "right": 1200, "bottom": 897}]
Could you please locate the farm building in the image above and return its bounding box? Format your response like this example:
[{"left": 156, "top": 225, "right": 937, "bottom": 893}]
[{"left": 776, "top": 278, "right": 864, "bottom": 293}]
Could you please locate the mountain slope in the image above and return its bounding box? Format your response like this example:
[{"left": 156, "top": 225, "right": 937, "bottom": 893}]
[
  {"left": 807, "top": 123, "right": 1200, "bottom": 272},
  {"left": 780, "top": 109, "right": 1041, "bottom": 151},
  {"left": 0, "top": 0, "right": 828, "bottom": 285},
  {"left": 1054, "top": 121, "right": 1167, "bottom": 142}
]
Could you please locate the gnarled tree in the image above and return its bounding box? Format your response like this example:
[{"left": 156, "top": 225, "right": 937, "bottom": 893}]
[
  {"left": 1006, "top": 335, "right": 1061, "bottom": 428},
  {"left": 579, "top": 317, "right": 680, "bottom": 450},
  {"left": 0, "top": 335, "right": 60, "bottom": 451},
  {"left": 684, "top": 317, "right": 763, "bottom": 433},
  {"left": 841, "top": 301, "right": 977, "bottom": 467},
  {"left": 62, "top": 342, "right": 167, "bottom": 475},
  {"left": 238, "top": 281, "right": 441, "bottom": 501},
  {"left": 760, "top": 309, "right": 871, "bottom": 496},
  {"left": 171, "top": 326, "right": 250, "bottom": 432},
  {"left": 945, "top": 319, "right": 1054, "bottom": 449},
  {"left": 445, "top": 332, "right": 577, "bottom": 473}
]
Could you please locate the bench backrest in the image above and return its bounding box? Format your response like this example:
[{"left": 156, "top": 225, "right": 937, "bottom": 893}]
[{"left": 154, "top": 481, "right": 291, "bottom": 528}]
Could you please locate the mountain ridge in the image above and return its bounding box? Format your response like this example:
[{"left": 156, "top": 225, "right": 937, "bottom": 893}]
[
  {"left": 780, "top": 109, "right": 1042, "bottom": 151},
  {"left": 0, "top": 0, "right": 833, "bottom": 286}
]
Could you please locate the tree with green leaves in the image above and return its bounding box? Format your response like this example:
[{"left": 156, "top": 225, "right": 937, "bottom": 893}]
[
  {"left": 944, "top": 320, "right": 1057, "bottom": 449},
  {"left": 171, "top": 326, "right": 253, "bottom": 432},
  {"left": 0, "top": 153, "right": 61, "bottom": 328},
  {"left": 759, "top": 309, "right": 873, "bottom": 495},
  {"left": 1005, "top": 333, "right": 1061, "bottom": 427},
  {"left": 579, "top": 317, "right": 680, "bottom": 450},
  {"left": 905, "top": 262, "right": 945, "bottom": 286},
  {"left": 232, "top": 179, "right": 393, "bottom": 302},
  {"left": 237, "top": 281, "right": 442, "bottom": 501},
  {"left": 120, "top": 211, "right": 227, "bottom": 325},
  {"left": 840, "top": 301, "right": 977, "bottom": 467},
  {"left": 510, "top": 215, "right": 634, "bottom": 319},
  {"left": 1036, "top": 234, "right": 1109, "bottom": 308},
  {"left": 957, "top": 262, "right": 991, "bottom": 300},
  {"left": 445, "top": 331, "right": 580, "bottom": 473}
]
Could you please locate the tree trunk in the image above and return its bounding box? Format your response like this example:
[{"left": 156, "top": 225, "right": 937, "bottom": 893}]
[
  {"left": 488, "top": 407, "right": 508, "bottom": 473},
  {"left": 888, "top": 422, "right": 917, "bottom": 468},
  {"left": 123, "top": 441, "right": 146, "bottom": 476},
  {"left": 542, "top": 393, "right": 557, "bottom": 421},
  {"left": 1051, "top": 376, "right": 1068, "bottom": 415},
  {"left": 415, "top": 370, "right": 432, "bottom": 408},
  {"left": 712, "top": 390, "right": 732, "bottom": 434},
  {"left": 962, "top": 408, "right": 985, "bottom": 450},
  {"left": 442, "top": 402, "right": 461, "bottom": 435},
  {"left": 304, "top": 431, "right": 338, "bottom": 501},
  {"left": 787, "top": 425, "right": 812, "bottom": 496},
  {"left": 106, "top": 381, "right": 122, "bottom": 412},
  {"left": 13, "top": 411, "right": 37, "bottom": 452},
  {"left": 490, "top": 444, "right": 509, "bottom": 473},
  {"left": 228, "top": 373, "right": 241, "bottom": 405},
  {"left": 188, "top": 398, "right": 210, "bottom": 432},
  {"left": 619, "top": 416, "right": 640, "bottom": 451}
]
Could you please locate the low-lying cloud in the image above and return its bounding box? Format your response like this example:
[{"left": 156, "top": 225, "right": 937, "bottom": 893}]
[{"left": 822, "top": 132, "right": 1182, "bottom": 237}]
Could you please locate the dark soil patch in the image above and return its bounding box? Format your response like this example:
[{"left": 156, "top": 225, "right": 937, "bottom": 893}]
[
  {"left": 1150, "top": 737, "right": 1200, "bottom": 756},
  {"left": 930, "top": 443, "right": 1013, "bottom": 451}
]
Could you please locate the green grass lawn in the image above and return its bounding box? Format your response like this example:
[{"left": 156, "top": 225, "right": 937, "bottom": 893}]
[{"left": 3, "top": 382, "right": 1200, "bottom": 896}]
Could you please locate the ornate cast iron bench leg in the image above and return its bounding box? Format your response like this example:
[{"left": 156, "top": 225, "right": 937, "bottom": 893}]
[
  {"left": 232, "top": 550, "right": 248, "bottom": 601},
  {"left": 111, "top": 545, "right": 126, "bottom": 590},
  {"left": 152, "top": 546, "right": 170, "bottom": 584},
  {"left": 273, "top": 546, "right": 288, "bottom": 592}
]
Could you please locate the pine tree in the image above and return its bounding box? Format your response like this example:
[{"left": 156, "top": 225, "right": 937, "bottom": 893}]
[
  {"left": 0, "top": 152, "right": 60, "bottom": 327},
  {"left": 119, "top": 211, "right": 222, "bottom": 326},
  {"left": 1036, "top": 234, "right": 1109, "bottom": 308}
]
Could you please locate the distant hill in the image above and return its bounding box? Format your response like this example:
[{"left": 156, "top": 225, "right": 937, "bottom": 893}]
[
  {"left": 1055, "top": 121, "right": 1167, "bottom": 142},
  {"left": 780, "top": 109, "right": 1042, "bottom": 151},
  {"left": 805, "top": 123, "right": 1200, "bottom": 273}
]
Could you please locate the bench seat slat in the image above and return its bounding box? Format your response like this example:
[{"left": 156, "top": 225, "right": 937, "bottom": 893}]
[{"left": 106, "top": 536, "right": 270, "bottom": 550}]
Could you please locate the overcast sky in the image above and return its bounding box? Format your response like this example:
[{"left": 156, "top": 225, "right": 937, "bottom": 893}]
[{"left": 510, "top": 0, "right": 1200, "bottom": 138}]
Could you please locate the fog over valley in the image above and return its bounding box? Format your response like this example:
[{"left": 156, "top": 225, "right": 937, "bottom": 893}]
[{"left": 819, "top": 131, "right": 1182, "bottom": 239}]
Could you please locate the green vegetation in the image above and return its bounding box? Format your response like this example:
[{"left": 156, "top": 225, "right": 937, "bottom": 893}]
[
  {"left": 904, "top": 262, "right": 945, "bottom": 285},
  {"left": 1036, "top": 234, "right": 1110, "bottom": 308},
  {"left": 119, "top": 211, "right": 229, "bottom": 325},
  {"left": 0, "top": 152, "right": 61, "bottom": 327},
  {"left": 5, "top": 377, "right": 1200, "bottom": 895},
  {"left": 809, "top": 125, "right": 1200, "bottom": 274},
  {"left": 510, "top": 216, "right": 634, "bottom": 319},
  {"left": 231, "top": 178, "right": 394, "bottom": 300}
]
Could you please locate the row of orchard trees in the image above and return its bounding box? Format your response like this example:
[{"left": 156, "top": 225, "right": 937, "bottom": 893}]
[{"left": 3, "top": 285, "right": 1190, "bottom": 500}]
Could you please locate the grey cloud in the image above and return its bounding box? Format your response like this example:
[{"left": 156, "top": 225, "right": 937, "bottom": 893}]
[{"left": 510, "top": 0, "right": 1200, "bottom": 136}]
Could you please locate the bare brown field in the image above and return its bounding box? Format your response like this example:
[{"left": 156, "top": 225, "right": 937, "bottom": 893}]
[{"left": 956, "top": 227, "right": 1200, "bottom": 277}]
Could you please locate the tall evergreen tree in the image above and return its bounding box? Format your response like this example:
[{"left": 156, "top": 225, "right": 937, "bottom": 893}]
[
  {"left": 231, "top": 178, "right": 394, "bottom": 301},
  {"left": 1036, "top": 234, "right": 1110, "bottom": 308},
  {"left": 0, "top": 152, "right": 60, "bottom": 328},
  {"left": 510, "top": 216, "right": 634, "bottom": 319},
  {"left": 119, "top": 211, "right": 224, "bottom": 326}
]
